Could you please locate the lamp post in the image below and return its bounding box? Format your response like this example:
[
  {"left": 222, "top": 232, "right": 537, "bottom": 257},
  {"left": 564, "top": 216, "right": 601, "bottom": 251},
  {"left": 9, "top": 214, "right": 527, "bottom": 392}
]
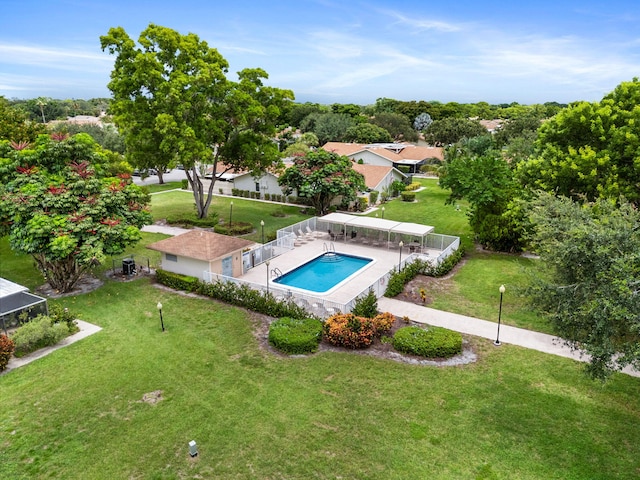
[
  {"left": 157, "top": 302, "right": 165, "bottom": 332},
  {"left": 260, "top": 220, "right": 265, "bottom": 244},
  {"left": 265, "top": 260, "right": 270, "bottom": 295},
  {"left": 494, "top": 285, "right": 505, "bottom": 346},
  {"left": 229, "top": 201, "right": 233, "bottom": 228},
  {"left": 398, "top": 240, "right": 404, "bottom": 270},
  {"left": 381, "top": 206, "right": 385, "bottom": 218}
]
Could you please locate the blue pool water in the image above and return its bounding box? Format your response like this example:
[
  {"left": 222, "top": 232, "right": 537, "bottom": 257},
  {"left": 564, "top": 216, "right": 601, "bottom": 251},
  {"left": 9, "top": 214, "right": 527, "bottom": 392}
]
[{"left": 273, "top": 252, "right": 372, "bottom": 293}]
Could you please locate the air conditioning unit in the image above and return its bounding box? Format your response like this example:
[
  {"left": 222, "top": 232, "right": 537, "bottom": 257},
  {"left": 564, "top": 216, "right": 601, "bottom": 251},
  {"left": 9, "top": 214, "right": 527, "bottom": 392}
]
[{"left": 122, "top": 259, "right": 136, "bottom": 276}]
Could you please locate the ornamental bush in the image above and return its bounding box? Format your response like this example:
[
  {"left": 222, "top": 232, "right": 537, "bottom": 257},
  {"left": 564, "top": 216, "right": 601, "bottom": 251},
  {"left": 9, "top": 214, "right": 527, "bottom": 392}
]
[
  {"left": 323, "top": 313, "right": 377, "bottom": 349},
  {"left": 268, "top": 317, "right": 323, "bottom": 355},
  {"left": 11, "top": 315, "right": 70, "bottom": 358},
  {"left": 392, "top": 325, "right": 462, "bottom": 358},
  {"left": 323, "top": 312, "right": 395, "bottom": 349},
  {"left": 351, "top": 289, "right": 378, "bottom": 318},
  {"left": 372, "top": 312, "right": 395, "bottom": 336},
  {"left": 0, "top": 334, "right": 15, "bottom": 372},
  {"left": 401, "top": 191, "right": 416, "bottom": 202}
]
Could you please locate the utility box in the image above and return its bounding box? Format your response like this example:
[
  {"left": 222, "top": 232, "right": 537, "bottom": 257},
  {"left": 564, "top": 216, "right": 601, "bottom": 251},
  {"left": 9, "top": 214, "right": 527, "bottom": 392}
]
[
  {"left": 122, "top": 258, "right": 136, "bottom": 276},
  {"left": 189, "top": 440, "right": 198, "bottom": 457}
]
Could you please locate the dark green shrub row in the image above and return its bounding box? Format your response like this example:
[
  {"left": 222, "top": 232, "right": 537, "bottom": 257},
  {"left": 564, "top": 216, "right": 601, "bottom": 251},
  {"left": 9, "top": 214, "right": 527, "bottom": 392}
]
[
  {"left": 11, "top": 315, "right": 71, "bottom": 358},
  {"left": 165, "top": 212, "right": 219, "bottom": 228},
  {"left": 0, "top": 334, "right": 15, "bottom": 372},
  {"left": 181, "top": 179, "right": 188, "bottom": 189},
  {"left": 392, "top": 325, "right": 462, "bottom": 358},
  {"left": 424, "top": 246, "right": 465, "bottom": 277},
  {"left": 384, "top": 247, "right": 465, "bottom": 297},
  {"left": 401, "top": 191, "right": 416, "bottom": 202},
  {"left": 156, "top": 270, "right": 312, "bottom": 319},
  {"left": 156, "top": 269, "right": 200, "bottom": 292},
  {"left": 384, "top": 259, "right": 429, "bottom": 297},
  {"left": 369, "top": 191, "right": 379, "bottom": 205},
  {"left": 214, "top": 221, "right": 253, "bottom": 235},
  {"left": 268, "top": 317, "right": 323, "bottom": 355}
]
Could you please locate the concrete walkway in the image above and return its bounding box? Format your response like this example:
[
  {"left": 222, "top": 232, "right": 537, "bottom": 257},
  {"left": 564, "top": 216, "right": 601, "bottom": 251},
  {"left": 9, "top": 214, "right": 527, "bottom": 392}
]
[
  {"left": 2, "top": 320, "right": 102, "bottom": 375},
  {"left": 378, "top": 297, "right": 640, "bottom": 378},
  {"left": 141, "top": 224, "right": 191, "bottom": 235}
]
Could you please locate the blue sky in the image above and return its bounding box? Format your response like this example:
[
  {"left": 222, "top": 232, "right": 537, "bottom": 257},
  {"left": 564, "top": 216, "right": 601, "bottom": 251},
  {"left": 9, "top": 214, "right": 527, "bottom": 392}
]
[{"left": 1, "top": 0, "right": 639, "bottom": 105}]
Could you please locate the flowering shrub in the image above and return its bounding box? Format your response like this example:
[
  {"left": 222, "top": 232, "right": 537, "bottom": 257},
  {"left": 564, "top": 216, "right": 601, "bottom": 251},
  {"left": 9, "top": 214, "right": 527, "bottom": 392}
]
[
  {"left": 323, "top": 312, "right": 396, "bottom": 349},
  {"left": 0, "top": 334, "right": 15, "bottom": 371},
  {"left": 372, "top": 312, "right": 395, "bottom": 335},
  {"left": 323, "top": 313, "right": 377, "bottom": 349}
]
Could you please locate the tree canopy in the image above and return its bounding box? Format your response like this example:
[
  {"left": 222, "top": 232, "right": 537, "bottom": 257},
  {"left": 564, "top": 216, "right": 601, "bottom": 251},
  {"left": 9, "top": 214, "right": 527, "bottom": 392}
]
[
  {"left": 423, "top": 117, "right": 488, "bottom": 146},
  {"left": 278, "top": 150, "right": 366, "bottom": 215},
  {"left": 526, "top": 193, "right": 640, "bottom": 380},
  {"left": 518, "top": 78, "right": 640, "bottom": 205},
  {"left": 438, "top": 137, "right": 523, "bottom": 251},
  {"left": 101, "top": 23, "right": 293, "bottom": 217},
  {"left": 0, "top": 97, "right": 46, "bottom": 143},
  {"left": 0, "top": 134, "right": 150, "bottom": 293}
]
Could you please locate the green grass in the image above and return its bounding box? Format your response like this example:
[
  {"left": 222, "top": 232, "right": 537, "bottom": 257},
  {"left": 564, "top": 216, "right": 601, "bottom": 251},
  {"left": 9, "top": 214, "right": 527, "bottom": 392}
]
[
  {"left": 373, "top": 178, "right": 474, "bottom": 249},
  {"left": 1, "top": 184, "right": 639, "bottom": 478},
  {"left": 150, "top": 190, "right": 310, "bottom": 242},
  {"left": 144, "top": 181, "right": 184, "bottom": 193},
  {"left": 1, "top": 278, "right": 639, "bottom": 479}
]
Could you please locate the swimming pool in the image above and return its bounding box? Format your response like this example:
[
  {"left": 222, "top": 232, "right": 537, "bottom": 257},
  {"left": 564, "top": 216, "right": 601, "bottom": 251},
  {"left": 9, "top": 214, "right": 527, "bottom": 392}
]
[{"left": 273, "top": 252, "right": 373, "bottom": 294}]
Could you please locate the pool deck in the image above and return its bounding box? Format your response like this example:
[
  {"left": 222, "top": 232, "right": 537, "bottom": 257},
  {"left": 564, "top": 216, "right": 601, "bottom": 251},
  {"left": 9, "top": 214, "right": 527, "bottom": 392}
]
[{"left": 240, "top": 233, "right": 439, "bottom": 305}]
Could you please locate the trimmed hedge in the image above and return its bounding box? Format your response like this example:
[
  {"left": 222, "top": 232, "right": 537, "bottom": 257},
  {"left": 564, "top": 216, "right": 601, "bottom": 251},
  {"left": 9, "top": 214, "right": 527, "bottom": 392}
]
[
  {"left": 11, "top": 315, "right": 70, "bottom": 358},
  {"left": 155, "top": 269, "right": 312, "bottom": 319},
  {"left": 0, "top": 334, "right": 15, "bottom": 372},
  {"left": 268, "top": 317, "right": 323, "bottom": 354},
  {"left": 214, "top": 221, "right": 253, "bottom": 235},
  {"left": 392, "top": 325, "right": 462, "bottom": 358},
  {"left": 401, "top": 191, "right": 416, "bottom": 202},
  {"left": 384, "top": 247, "right": 465, "bottom": 298}
]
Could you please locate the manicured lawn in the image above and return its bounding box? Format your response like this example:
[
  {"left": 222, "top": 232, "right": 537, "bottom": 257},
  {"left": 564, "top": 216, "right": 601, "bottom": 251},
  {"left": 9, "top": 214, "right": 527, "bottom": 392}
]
[
  {"left": 1, "top": 278, "right": 639, "bottom": 479},
  {"left": 1, "top": 181, "right": 639, "bottom": 478},
  {"left": 150, "top": 190, "right": 309, "bottom": 243}
]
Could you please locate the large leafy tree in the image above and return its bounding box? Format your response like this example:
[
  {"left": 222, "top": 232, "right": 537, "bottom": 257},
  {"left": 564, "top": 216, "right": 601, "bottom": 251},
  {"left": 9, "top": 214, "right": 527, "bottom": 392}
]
[
  {"left": 369, "top": 112, "right": 418, "bottom": 142},
  {"left": 424, "top": 117, "right": 488, "bottom": 146},
  {"left": 518, "top": 79, "right": 640, "bottom": 205},
  {"left": 0, "top": 97, "right": 46, "bottom": 143},
  {"left": 526, "top": 193, "right": 640, "bottom": 380},
  {"left": 439, "top": 137, "right": 524, "bottom": 251},
  {"left": 0, "top": 136, "right": 151, "bottom": 293},
  {"left": 344, "top": 123, "right": 392, "bottom": 143},
  {"left": 278, "top": 150, "right": 365, "bottom": 215},
  {"left": 101, "top": 24, "right": 293, "bottom": 217}
]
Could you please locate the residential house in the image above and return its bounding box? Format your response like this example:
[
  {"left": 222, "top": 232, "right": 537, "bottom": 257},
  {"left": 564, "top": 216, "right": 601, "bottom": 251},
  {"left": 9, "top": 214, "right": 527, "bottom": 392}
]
[
  {"left": 322, "top": 142, "right": 443, "bottom": 173},
  {"left": 147, "top": 230, "right": 255, "bottom": 279}
]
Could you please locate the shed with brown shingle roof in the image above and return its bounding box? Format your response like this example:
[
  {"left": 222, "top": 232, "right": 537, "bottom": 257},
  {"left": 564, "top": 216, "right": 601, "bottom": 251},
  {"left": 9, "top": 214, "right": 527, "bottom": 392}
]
[{"left": 147, "top": 230, "right": 255, "bottom": 279}]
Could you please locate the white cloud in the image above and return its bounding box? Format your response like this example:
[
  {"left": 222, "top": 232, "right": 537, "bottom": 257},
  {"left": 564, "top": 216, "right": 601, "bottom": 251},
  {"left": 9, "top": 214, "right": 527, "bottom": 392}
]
[{"left": 0, "top": 43, "right": 112, "bottom": 72}]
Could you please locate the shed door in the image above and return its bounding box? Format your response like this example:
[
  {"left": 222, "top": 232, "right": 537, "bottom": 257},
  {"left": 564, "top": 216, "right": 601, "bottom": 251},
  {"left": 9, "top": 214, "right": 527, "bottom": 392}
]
[{"left": 222, "top": 256, "right": 233, "bottom": 277}]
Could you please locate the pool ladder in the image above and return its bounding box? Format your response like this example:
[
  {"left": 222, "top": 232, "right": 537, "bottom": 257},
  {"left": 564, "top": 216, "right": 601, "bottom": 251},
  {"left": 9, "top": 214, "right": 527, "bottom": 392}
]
[
  {"left": 270, "top": 267, "right": 283, "bottom": 279},
  {"left": 323, "top": 242, "right": 335, "bottom": 253}
]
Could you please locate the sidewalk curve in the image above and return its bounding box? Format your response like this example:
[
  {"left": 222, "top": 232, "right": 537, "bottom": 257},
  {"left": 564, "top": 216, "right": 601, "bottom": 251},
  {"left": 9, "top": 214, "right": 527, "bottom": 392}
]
[
  {"left": 378, "top": 297, "right": 640, "bottom": 378},
  {"left": 2, "top": 320, "right": 102, "bottom": 375}
]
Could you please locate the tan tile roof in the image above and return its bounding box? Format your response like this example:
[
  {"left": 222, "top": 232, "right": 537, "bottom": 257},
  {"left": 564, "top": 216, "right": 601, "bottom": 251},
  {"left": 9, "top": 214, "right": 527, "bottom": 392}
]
[
  {"left": 351, "top": 163, "right": 395, "bottom": 189},
  {"left": 147, "top": 230, "right": 255, "bottom": 262},
  {"left": 322, "top": 142, "right": 443, "bottom": 162}
]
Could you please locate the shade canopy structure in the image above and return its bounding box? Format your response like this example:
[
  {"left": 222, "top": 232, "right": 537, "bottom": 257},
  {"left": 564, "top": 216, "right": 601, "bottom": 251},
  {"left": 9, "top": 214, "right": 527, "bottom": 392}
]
[{"left": 317, "top": 213, "right": 434, "bottom": 248}]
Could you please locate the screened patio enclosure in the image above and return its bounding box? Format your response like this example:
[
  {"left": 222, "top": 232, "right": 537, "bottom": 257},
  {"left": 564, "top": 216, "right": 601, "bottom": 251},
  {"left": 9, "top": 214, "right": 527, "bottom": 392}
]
[
  {"left": 316, "top": 212, "right": 435, "bottom": 251},
  {"left": 0, "top": 277, "right": 48, "bottom": 334}
]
